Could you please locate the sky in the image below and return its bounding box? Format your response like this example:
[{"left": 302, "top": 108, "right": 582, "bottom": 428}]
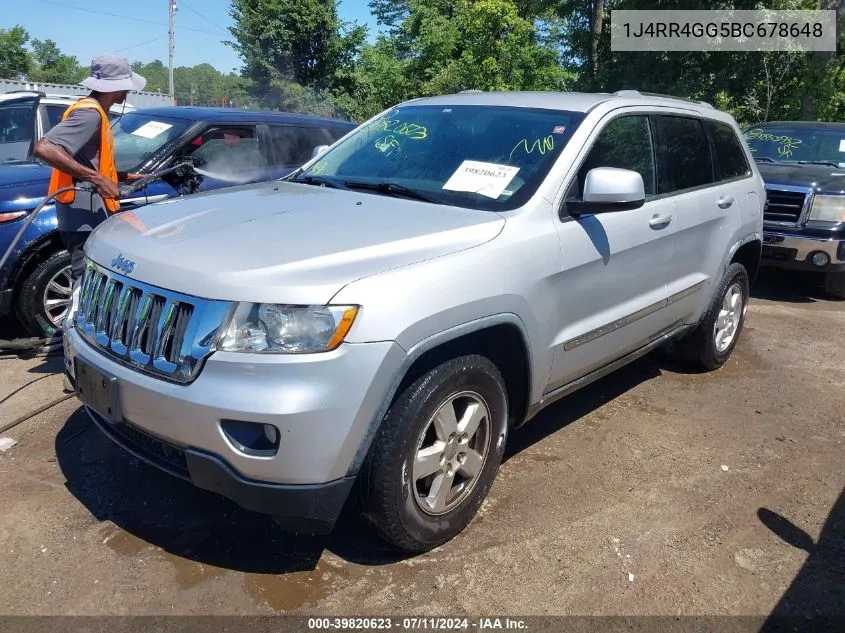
[{"left": 6, "top": 0, "right": 382, "bottom": 77}]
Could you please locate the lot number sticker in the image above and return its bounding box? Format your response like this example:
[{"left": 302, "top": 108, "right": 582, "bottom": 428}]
[
  {"left": 131, "top": 121, "right": 174, "bottom": 139},
  {"left": 442, "top": 160, "right": 520, "bottom": 199}
]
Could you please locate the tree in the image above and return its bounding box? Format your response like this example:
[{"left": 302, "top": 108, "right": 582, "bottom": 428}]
[
  {"left": 337, "top": 0, "right": 573, "bottom": 120},
  {"left": 0, "top": 26, "right": 30, "bottom": 80},
  {"left": 28, "top": 39, "right": 85, "bottom": 84},
  {"left": 227, "top": 0, "right": 366, "bottom": 94}
]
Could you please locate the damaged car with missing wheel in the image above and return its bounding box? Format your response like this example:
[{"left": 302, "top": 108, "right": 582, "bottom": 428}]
[{"left": 63, "top": 90, "right": 764, "bottom": 552}]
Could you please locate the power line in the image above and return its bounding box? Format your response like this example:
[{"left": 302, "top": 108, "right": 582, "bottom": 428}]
[
  {"left": 179, "top": 0, "right": 230, "bottom": 36},
  {"left": 32, "top": 0, "right": 225, "bottom": 37},
  {"left": 115, "top": 35, "right": 168, "bottom": 53}
]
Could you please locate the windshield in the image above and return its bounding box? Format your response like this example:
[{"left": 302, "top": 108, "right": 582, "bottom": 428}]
[
  {"left": 113, "top": 112, "right": 191, "bottom": 171},
  {"left": 744, "top": 125, "right": 845, "bottom": 167},
  {"left": 0, "top": 100, "right": 36, "bottom": 163},
  {"left": 295, "top": 104, "right": 585, "bottom": 211}
]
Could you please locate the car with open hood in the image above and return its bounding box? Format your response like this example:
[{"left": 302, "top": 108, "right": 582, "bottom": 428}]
[{"left": 63, "top": 90, "right": 764, "bottom": 552}]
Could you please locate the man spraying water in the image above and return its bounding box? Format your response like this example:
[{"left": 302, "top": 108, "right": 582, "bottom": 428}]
[{"left": 34, "top": 54, "right": 147, "bottom": 285}]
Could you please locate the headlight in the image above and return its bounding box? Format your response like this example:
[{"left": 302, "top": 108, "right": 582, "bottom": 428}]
[
  {"left": 809, "top": 195, "right": 845, "bottom": 223},
  {"left": 218, "top": 303, "right": 359, "bottom": 353}
]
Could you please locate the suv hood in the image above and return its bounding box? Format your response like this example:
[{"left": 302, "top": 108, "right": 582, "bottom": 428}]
[
  {"left": 86, "top": 180, "right": 505, "bottom": 304},
  {"left": 757, "top": 162, "right": 845, "bottom": 195}
]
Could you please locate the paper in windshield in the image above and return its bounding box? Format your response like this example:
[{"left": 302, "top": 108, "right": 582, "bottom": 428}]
[
  {"left": 442, "top": 160, "right": 520, "bottom": 199},
  {"left": 131, "top": 121, "right": 173, "bottom": 139}
]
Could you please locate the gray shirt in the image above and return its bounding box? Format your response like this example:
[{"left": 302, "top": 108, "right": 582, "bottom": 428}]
[{"left": 44, "top": 107, "right": 110, "bottom": 232}]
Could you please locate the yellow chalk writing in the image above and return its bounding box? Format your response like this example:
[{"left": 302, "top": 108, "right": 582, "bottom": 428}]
[
  {"left": 373, "top": 109, "right": 428, "bottom": 140},
  {"left": 510, "top": 135, "right": 554, "bottom": 162},
  {"left": 746, "top": 128, "right": 802, "bottom": 158},
  {"left": 374, "top": 135, "right": 401, "bottom": 154}
]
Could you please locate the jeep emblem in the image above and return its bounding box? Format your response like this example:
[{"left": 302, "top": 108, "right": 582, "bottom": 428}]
[{"left": 111, "top": 254, "right": 136, "bottom": 275}]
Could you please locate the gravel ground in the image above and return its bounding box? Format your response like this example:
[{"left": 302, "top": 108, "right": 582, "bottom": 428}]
[{"left": 0, "top": 270, "right": 842, "bottom": 619}]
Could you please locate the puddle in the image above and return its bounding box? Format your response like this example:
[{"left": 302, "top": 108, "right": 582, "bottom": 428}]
[
  {"left": 161, "top": 551, "right": 226, "bottom": 589},
  {"left": 101, "top": 525, "right": 225, "bottom": 588},
  {"left": 244, "top": 559, "right": 355, "bottom": 612},
  {"left": 101, "top": 528, "right": 148, "bottom": 557}
]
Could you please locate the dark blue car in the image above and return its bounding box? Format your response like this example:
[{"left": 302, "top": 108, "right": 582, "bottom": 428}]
[{"left": 0, "top": 96, "right": 356, "bottom": 336}]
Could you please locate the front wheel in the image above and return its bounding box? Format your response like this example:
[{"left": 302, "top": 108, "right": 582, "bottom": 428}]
[
  {"left": 676, "top": 262, "right": 750, "bottom": 371},
  {"left": 358, "top": 355, "right": 508, "bottom": 553},
  {"left": 15, "top": 250, "right": 73, "bottom": 338}
]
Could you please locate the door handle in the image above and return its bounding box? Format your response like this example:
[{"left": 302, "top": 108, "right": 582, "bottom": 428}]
[
  {"left": 648, "top": 213, "right": 672, "bottom": 229},
  {"left": 717, "top": 195, "right": 735, "bottom": 209}
]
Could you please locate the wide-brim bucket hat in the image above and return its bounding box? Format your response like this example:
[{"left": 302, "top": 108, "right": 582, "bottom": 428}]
[{"left": 81, "top": 54, "right": 147, "bottom": 93}]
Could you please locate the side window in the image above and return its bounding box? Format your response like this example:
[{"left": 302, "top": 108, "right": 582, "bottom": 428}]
[
  {"left": 268, "top": 125, "right": 341, "bottom": 167},
  {"left": 655, "top": 115, "right": 715, "bottom": 194},
  {"left": 573, "top": 115, "right": 656, "bottom": 198},
  {"left": 181, "top": 125, "right": 264, "bottom": 174},
  {"left": 705, "top": 120, "right": 751, "bottom": 181},
  {"left": 44, "top": 105, "right": 68, "bottom": 133}
]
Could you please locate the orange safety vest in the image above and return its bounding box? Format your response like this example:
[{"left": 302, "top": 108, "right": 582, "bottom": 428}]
[{"left": 46, "top": 97, "right": 120, "bottom": 213}]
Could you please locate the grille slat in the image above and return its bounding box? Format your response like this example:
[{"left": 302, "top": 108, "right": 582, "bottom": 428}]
[
  {"left": 764, "top": 188, "right": 808, "bottom": 225},
  {"left": 74, "top": 260, "right": 229, "bottom": 384}
]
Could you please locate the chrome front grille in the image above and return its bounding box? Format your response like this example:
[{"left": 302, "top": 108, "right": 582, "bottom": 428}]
[
  {"left": 74, "top": 259, "right": 232, "bottom": 384},
  {"left": 763, "top": 186, "right": 812, "bottom": 226}
]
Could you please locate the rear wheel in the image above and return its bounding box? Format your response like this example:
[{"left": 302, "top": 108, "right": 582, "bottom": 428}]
[
  {"left": 823, "top": 271, "right": 845, "bottom": 299},
  {"left": 676, "top": 262, "right": 750, "bottom": 371},
  {"left": 15, "top": 250, "right": 73, "bottom": 338},
  {"left": 358, "top": 355, "right": 508, "bottom": 553}
]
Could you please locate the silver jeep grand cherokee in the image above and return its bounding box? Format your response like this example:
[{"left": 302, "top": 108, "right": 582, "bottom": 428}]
[{"left": 63, "top": 90, "right": 764, "bottom": 553}]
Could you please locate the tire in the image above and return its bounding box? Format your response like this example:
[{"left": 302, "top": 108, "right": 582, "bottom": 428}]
[
  {"left": 358, "top": 355, "right": 508, "bottom": 553},
  {"left": 676, "top": 262, "right": 750, "bottom": 371},
  {"left": 823, "top": 272, "right": 845, "bottom": 299},
  {"left": 15, "top": 250, "right": 73, "bottom": 338}
]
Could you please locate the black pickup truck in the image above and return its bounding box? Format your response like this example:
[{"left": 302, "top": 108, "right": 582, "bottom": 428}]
[{"left": 743, "top": 121, "right": 845, "bottom": 298}]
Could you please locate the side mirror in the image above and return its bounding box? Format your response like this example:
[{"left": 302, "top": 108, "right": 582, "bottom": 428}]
[
  {"left": 566, "top": 167, "right": 646, "bottom": 216},
  {"left": 311, "top": 145, "right": 330, "bottom": 159}
]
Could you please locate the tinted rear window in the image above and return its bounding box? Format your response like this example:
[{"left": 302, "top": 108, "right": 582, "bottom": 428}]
[
  {"left": 656, "top": 115, "right": 714, "bottom": 194},
  {"left": 706, "top": 120, "right": 750, "bottom": 180}
]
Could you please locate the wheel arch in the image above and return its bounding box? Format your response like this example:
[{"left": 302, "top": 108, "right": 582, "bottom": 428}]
[
  {"left": 346, "top": 314, "right": 534, "bottom": 478},
  {"left": 7, "top": 229, "right": 65, "bottom": 300},
  {"left": 726, "top": 233, "right": 762, "bottom": 286}
]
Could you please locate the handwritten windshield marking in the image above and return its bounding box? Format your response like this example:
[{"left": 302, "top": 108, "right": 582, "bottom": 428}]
[
  {"left": 746, "top": 128, "right": 803, "bottom": 158},
  {"left": 374, "top": 109, "right": 428, "bottom": 140},
  {"left": 374, "top": 135, "right": 401, "bottom": 154},
  {"left": 509, "top": 135, "right": 554, "bottom": 162}
]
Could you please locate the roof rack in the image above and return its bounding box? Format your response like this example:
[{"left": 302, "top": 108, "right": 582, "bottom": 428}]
[{"left": 613, "top": 89, "right": 713, "bottom": 109}]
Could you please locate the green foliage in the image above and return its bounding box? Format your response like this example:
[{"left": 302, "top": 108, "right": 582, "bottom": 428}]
[
  {"left": 28, "top": 39, "right": 86, "bottom": 84},
  {"left": 0, "top": 26, "right": 30, "bottom": 80},
  {"left": 227, "top": 0, "right": 366, "bottom": 94}
]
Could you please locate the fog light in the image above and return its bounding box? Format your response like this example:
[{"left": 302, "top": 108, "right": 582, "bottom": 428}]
[
  {"left": 811, "top": 251, "right": 830, "bottom": 267},
  {"left": 221, "top": 419, "right": 281, "bottom": 457},
  {"left": 263, "top": 423, "right": 279, "bottom": 445}
]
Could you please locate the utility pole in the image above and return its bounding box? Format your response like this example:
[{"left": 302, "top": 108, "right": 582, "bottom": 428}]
[{"left": 168, "top": 0, "right": 176, "bottom": 101}]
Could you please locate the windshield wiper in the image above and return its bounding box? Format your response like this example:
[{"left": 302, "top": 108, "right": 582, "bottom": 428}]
[
  {"left": 290, "top": 175, "right": 348, "bottom": 190},
  {"left": 753, "top": 157, "right": 776, "bottom": 163},
  {"left": 343, "top": 180, "right": 438, "bottom": 203},
  {"left": 796, "top": 160, "right": 842, "bottom": 168}
]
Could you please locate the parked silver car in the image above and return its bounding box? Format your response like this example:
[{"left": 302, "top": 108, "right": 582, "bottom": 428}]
[{"left": 63, "top": 90, "right": 764, "bottom": 552}]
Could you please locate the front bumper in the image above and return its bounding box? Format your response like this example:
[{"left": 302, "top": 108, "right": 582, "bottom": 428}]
[
  {"left": 64, "top": 325, "right": 405, "bottom": 533},
  {"left": 760, "top": 231, "right": 845, "bottom": 273}
]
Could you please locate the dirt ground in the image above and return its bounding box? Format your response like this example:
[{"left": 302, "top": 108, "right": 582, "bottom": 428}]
[{"left": 0, "top": 270, "right": 842, "bottom": 619}]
